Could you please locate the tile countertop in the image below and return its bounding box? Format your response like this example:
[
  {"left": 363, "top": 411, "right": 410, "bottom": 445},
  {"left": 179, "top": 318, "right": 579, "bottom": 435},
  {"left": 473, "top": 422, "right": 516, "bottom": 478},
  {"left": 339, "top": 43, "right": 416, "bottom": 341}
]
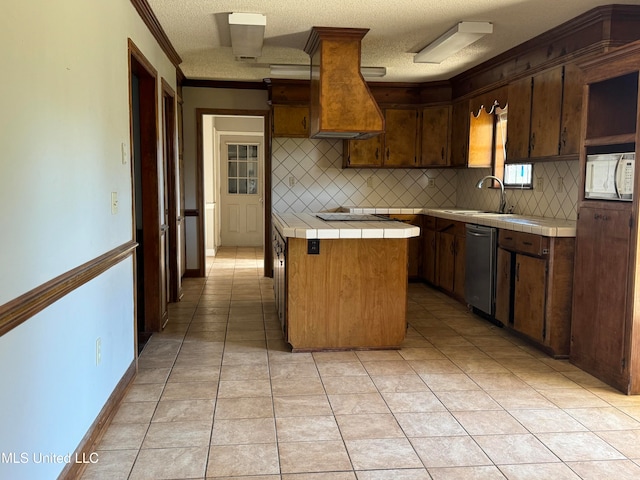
[
  {"left": 343, "top": 207, "right": 577, "bottom": 237},
  {"left": 273, "top": 212, "right": 421, "bottom": 239}
]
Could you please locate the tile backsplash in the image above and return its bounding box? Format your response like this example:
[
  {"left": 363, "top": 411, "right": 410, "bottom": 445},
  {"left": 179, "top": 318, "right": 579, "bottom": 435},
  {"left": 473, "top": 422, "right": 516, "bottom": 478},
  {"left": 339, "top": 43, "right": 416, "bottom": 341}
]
[{"left": 272, "top": 138, "right": 579, "bottom": 220}]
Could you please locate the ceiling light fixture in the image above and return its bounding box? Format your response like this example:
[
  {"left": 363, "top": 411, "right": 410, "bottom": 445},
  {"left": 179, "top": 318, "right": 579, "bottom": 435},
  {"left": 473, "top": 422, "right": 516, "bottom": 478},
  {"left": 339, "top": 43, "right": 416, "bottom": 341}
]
[
  {"left": 269, "top": 64, "right": 387, "bottom": 78},
  {"left": 414, "top": 21, "right": 493, "bottom": 64},
  {"left": 228, "top": 12, "right": 266, "bottom": 59}
]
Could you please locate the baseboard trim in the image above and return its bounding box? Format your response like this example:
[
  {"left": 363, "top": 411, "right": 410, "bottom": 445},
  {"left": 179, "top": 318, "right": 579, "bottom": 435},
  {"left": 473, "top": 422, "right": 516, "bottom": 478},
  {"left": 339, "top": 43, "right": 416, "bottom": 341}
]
[
  {"left": 0, "top": 241, "right": 137, "bottom": 337},
  {"left": 58, "top": 360, "right": 137, "bottom": 480}
]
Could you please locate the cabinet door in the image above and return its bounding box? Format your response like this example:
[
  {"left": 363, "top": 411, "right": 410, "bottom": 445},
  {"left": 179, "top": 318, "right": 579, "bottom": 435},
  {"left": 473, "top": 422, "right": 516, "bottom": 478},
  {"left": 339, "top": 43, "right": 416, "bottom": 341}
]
[
  {"left": 513, "top": 254, "right": 546, "bottom": 342},
  {"left": 506, "top": 76, "right": 532, "bottom": 161},
  {"left": 495, "top": 247, "right": 512, "bottom": 325},
  {"left": 384, "top": 109, "right": 419, "bottom": 167},
  {"left": 559, "top": 63, "right": 583, "bottom": 156},
  {"left": 344, "top": 136, "right": 383, "bottom": 167},
  {"left": 453, "top": 234, "right": 466, "bottom": 299},
  {"left": 273, "top": 105, "right": 309, "bottom": 137},
  {"left": 421, "top": 105, "right": 451, "bottom": 166},
  {"left": 423, "top": 228, "right": 437, "bottom": 284},
  {"left": 530, "top": 67, "right": 563, "bottom": 158},
  {"left": 468, "top": 107, "right": 494, "bottom": 168},
  {"left": 450, "top": 100, "right": 470, "bottom": 167},
  {"left": 436, "top": 232, "right": 455, "bottom": 292},
  {"left": 571, "top": 207, "right": 631, "bottom": 382},
  {"left": 390, "top": 215, "right": 422, "bottom": 277}
]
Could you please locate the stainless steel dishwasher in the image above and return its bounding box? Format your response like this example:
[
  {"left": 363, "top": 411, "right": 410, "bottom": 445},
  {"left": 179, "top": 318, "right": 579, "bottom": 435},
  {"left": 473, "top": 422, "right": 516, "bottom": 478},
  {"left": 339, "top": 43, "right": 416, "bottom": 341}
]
[{"left": 464, "top": 224, "right": 498, "bottom": 318}]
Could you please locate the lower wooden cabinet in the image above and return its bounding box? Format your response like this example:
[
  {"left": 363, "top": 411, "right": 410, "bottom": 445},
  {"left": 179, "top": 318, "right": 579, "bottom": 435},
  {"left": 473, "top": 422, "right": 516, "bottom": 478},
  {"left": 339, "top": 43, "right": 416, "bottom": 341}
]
[
  {"left": 422, "top": 225, "right": 437, "bottom": 284},
  {"left": 389, "top": 214, "right": 423, "bottom": 278},
  {"left": 495, "top": 230, "right": 574, "bottom": 357},
  {"left": 433, "top": 218, "right": 466, "bottom": 300}
]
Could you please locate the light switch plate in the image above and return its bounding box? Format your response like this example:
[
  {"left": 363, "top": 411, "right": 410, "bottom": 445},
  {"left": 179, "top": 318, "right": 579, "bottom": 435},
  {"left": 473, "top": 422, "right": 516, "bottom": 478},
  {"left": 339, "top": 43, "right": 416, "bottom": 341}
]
[
  {"left": 121, "top": 142, "right": 129, "bottom": 164},
  {"left": 111, "top": 192, "right": 118, "bottom": 215}
]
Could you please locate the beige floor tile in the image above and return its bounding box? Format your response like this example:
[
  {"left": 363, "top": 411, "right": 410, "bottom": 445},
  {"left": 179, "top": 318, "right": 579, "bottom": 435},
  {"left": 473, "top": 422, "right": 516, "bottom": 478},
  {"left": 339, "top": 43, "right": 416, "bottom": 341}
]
[
  {"left": 276, "top": 415, "right": 341, "bottom": 442},
  {"left": 468, "top": 373, "right": 529, "bottom": 391},
  {"left": 516, "top": 372, "right": 580, "bottom": 390},
  {"left": 411, "top": 436, "right": 491, "bottom": 468},
  {"left": 152, "top": 399, "right": 215, "bottom": 423},
  {"left": 211, "top": 417, "right": 276, "bottom": 445},
  {"left": 435, "top": 391, "right": 503, "bottom": 411},
  {"left": 362, "top": 360, "right": 415, "bottom": 376},
  {"left": 111, "top": 401, "right": 157, "bottom": 424},
  {"left": 409, "top": 359, "right": 464, "bottom": 375},
  {"left": 508, "top": 409, "right": 587, "bottom": 433},
  {"left": 355, "top": 469, "right": 430, "bottom": 480},
  {"left": 328, "top": 393, "right": 390, "bottom": 415},
  {"left": 487, "top": 389, "right": 557, "bottom": 410},
  {"left": 222, "top": 351, "right": 269, "bottom": 365},
  {"left": 427, "top": 465, "right": 507, "bottom": 480},
  {"left": 497, "top": 463, "right": 580, "bottom": 479},
  {"left": 168, "top": 366, "right": 220, "bottom": 383},
  {"left": 129, "top": 446, "right": 208, "bottom": 480},
  {"left": 142, "top": 421, "right": 212, "bottom": 448},
  {"left": 395, "top": 412, "right": 466, "bottom": 437},
  {"left": 316, "top": 362, "right": 368, "bottom": 377},
  {"left": 453, "top": 410, "right": 528, "bottom": 435},
  {"left": 161, "top": 381, "right": 218, "bottom": 401},
  {"left": 398, "top": 347, "right": 444, "bottom": 361},
  {"left": 219, "top": 363, "right": 270, "bottom": 380},
  {"left": 281, "top": 473, "right": 355, "bottom": 480},
  {"left": 502, "top": 358, "right": 556, "bottom": 374},
  {"left": 215, "top": 396, "right": 274, "bottom": 419},
  {"left": 134, "top": 368, "right": 171, "bottom": 384},
  {"left": 566, "top": 460, "right": 640, "bottom": 480},
  {"left": 536, "top": 432, "right": 626, "bottom": 461},
  {"left": 312, "top": 351, "right": 360, "bottom": 363},
  {"left": 336, "top": 413, "right": 404, "bottom": 439},
  {"left": 370, "top": 374, "right": 429, "bottom": 392},
  {"left": 207, "top": 444, "right": 280, "bottom": 477},
  {"left": 596, "top": 429, "right": 640, "bottom": 458},
  {"left": 381, "top": 391, "right": 446, "bottom": 413},
  {"left": 98, "top": 423, "right": 149, "bottom": 450},
  {"left": 273, "top": 395, "right": 333, "bottom": 417},
  {"left": 217, "top": 379, "right": 272, "bottom": 398},
  {"left": 420, "top": 373, "right": 480, "bottom": 391},
  {"left": 565, "top": 407, "right": 640, "bottom": 431},
  {"left": 279, "top": 440, "right": 352, "bottom": 473},
  {"left": 345, "top": 438, "right": 423, "bottom": 470},
  {"left": 538, "top": 388, "right": 611, "bottom": 408},
  {"left": 271, "top": 377, "right": 325, "bottom": 396},
  {"left": 123, "top": 383, "right": 165, "bottom": 403},
  {"left": 355, "top": 350, "right": 405, "bottom": 362},
  {"left": 80, "top": 449, "right": 138, "bottom": 480},
  {"left": 321, "top": 376, "right": 377, "bottom": 394},
  {"left": 270, "top": 362, "right": 320, "bottom": 379},
  {"left": 474, "top": 434, "right": 558, "bottom": 464}
]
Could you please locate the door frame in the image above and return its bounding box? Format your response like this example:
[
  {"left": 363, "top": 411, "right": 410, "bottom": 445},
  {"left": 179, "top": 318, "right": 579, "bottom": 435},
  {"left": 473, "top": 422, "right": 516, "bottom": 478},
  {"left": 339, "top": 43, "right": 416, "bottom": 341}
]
[
  {"left": 128, "top": 39, "right": 165, "bottom": 334},
  {"left": 195, "top": 108, "right": 272, "bottom": 276}
]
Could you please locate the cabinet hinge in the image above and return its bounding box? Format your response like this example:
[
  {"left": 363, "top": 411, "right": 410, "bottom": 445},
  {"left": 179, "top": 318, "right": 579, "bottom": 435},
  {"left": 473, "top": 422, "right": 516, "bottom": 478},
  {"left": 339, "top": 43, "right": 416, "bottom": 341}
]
[
  {"left": 630, "top": 216, "right": 634, "bottom": 229},
  {"left": 622, "top": 357, "right": 627, "bottom": 371}
]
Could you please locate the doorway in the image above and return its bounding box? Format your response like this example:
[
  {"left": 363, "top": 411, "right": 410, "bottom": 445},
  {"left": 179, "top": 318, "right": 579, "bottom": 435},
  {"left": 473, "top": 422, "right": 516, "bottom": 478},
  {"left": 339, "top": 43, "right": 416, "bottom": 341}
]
[{"left": 128, "top": 40, "right": 167, "bottom": 345}]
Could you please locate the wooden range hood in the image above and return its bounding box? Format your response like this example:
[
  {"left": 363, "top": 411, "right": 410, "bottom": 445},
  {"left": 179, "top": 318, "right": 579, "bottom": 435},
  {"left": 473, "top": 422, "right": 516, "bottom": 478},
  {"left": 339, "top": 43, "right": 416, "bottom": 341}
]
[{"left": 303, "top": 27, "right": 385, "bottom": 139}]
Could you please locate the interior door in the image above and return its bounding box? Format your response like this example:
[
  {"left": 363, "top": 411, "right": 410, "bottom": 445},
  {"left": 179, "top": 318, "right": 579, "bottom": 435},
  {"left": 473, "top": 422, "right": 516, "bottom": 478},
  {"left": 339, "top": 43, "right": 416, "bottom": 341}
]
[{"left": 220, "top": 139, "right": 264, "bottom": 246}]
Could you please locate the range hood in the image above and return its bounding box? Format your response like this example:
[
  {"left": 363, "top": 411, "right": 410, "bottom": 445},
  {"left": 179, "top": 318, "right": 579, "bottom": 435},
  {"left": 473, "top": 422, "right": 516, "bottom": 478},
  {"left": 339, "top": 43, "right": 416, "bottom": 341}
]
[{"left": 303, "top": 27, "right": 384, "bottom": 139}]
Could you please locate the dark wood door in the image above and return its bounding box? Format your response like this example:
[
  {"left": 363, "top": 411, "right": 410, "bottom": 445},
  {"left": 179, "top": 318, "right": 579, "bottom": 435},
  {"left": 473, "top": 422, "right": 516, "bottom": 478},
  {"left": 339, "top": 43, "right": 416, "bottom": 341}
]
[
  {"left": 453, "top": 235, "right": 466, "bottom": 299},
  {"left": 344, "top": 135, "right": 383, "bottom": 167},
  {"left": 450, "top": 100, "right": 469, "bottom": 167},
  {"left": 436, "top": 232, "right": 455, "bottom": 292},
  {"left": 514, "top": 254, "right": 546, "bottom": 342},
  {"left": 530, "top": 67, "right": 563, "bottom": 158},
  {"left": 495, "top": 247, "right": 512, "bottom": 325},
  {"left": 384, "top": 109, "right": 419, "bottom": 167},
  {"left": 559, "top": 63, "right": 584, "bottom": 156},
  {"left": 421, "top": 106, "right": 450, "bottom": 166},
  {"left": 273, "top": 105, "right": 309, "bottom": 137},
  {"left": 571, "top": 207, "right": 631, "bottom": 385},
  {"left": 423, "top": 229, "right": 437, "bottom": 284},
  {"left": 506, "top": 76, "right": 532, "bottom": 161}
]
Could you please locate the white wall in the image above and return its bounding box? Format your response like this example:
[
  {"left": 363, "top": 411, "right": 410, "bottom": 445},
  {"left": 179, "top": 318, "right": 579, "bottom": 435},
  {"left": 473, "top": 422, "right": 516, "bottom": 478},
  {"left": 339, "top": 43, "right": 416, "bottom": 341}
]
[{"left": 0, "top": 1, "right": 176, "bottom": 478}]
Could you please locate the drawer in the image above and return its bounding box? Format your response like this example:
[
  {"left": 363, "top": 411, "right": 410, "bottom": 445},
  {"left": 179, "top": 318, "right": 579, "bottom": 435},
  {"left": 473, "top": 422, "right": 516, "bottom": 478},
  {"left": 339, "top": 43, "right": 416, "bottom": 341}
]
[
  {"left": 423, "top": 215, "right": 436, "bottom": 230},
  {"left": 499, "top": 230, "right": 549, "bottom": 256},
  {"left": 436, "top": 217, "right": 466, "bottom": 236}
]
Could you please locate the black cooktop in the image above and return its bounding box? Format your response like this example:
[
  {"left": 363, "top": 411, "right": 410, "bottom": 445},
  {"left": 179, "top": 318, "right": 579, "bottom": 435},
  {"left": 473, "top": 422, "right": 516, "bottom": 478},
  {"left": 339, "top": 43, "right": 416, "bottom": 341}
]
[{"left": 315, "top": 213, "right": 394, "bottom": 222}]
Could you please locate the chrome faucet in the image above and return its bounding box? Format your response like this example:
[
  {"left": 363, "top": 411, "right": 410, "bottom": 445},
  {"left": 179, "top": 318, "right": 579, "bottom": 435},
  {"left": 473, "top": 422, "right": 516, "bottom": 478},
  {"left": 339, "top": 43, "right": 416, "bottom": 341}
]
[{"left": 476, "top": 175, "right": 506, "bottom": 214}]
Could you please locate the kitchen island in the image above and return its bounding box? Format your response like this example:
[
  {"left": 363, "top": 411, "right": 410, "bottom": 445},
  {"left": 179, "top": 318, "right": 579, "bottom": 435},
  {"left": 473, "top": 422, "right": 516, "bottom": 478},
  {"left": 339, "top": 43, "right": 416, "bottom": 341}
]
[{"left": 272, "top": 212, "right": 420, "bottom": 351}]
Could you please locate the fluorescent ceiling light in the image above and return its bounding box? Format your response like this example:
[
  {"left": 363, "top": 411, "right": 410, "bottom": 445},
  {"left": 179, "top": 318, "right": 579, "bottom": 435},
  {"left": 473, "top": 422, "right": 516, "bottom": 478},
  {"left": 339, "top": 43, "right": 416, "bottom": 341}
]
[
  {"left": 228, "top": 12, "right": 266, "bottom": 59},
  {"left": 414, "top": 21, "right": 493, "bottom": 64},
  {"left": 269, "top": 64, "right": 386, "bottom": 78}
]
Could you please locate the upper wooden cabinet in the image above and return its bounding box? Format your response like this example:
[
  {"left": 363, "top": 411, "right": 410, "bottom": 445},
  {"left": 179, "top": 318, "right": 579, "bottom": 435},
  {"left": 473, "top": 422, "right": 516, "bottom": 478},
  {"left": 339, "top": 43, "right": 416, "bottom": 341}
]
[
  {"left": 468, "top": 107, "right": 494, "bottom": 168},
  {"left": 343, "top": 108, "right": 419, "bottom": 168},
  {"left": 421, "top": 105, "right": 451, "bottom": 166},
  {"left": 506, "top": 64, "right": 583, "bottom": 162},
  {"left": 272, "top": 105, "right": 310, "bottom": 138},
  {"left": 449, "top": 100, "right": 470, "bottom": 167}
]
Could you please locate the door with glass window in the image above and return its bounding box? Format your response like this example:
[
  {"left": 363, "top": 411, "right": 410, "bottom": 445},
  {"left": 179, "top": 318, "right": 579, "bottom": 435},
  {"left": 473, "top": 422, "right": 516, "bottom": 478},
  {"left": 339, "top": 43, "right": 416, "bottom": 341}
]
[{"left": 220, "top": 140, "right": 263, "bottom": 246}]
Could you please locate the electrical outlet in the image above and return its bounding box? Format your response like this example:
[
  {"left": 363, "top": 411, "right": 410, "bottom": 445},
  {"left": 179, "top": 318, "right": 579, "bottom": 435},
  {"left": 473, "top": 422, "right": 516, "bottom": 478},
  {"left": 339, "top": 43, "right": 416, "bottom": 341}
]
[
  {"left": 535, "top": 177, "right": 544, "bottom": 190},
  {"left": 427, "top": 178, "right": 436, "bottom": 188},
  {"left": 556, "top": 176, "right": 564, "bottom": 192},
  {"left": 96, "top": 338, "right": 102, "bottom": 366},
  {"left": 111, "top": 192, "right": 118, "bottom": 215},
  {"left": 367, "top": 176, "right": 374, "bottom": 187},
  {"left": 288, "top": 176, "right": 296, "bottom": 187}
]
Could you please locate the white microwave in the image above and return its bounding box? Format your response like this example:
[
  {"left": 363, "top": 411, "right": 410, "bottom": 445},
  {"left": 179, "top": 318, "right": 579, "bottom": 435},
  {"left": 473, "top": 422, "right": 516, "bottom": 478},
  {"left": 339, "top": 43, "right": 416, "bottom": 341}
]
[{"left": 585, "top": 152, "right": 635, "bottom": 201}]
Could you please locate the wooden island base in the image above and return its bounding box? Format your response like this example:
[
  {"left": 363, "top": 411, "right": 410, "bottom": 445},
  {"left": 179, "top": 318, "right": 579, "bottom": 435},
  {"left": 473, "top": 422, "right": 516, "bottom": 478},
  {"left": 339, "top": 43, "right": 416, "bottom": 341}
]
[{"left": 286, "top": 237, "right": 408, "bottom": 351}]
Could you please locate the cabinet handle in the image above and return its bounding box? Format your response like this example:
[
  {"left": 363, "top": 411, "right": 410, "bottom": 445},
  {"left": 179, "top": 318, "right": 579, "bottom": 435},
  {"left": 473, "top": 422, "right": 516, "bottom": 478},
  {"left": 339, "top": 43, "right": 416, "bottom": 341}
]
[
  {"left": 504, "top": 236, "right": 513, "bottom": 241},
  {"left": 523, "top": 241, "right": 533, "bottom": 246},
  {"left": 302, "top": 116, "right": 307, "bottom": 129},
  {"left": 441, "top": 147, "right": 445, "bottom": 160},
  {"left": 516, "top": 262, "right": 520, "bottom": 281},
  {"left": 375, "top": 148, "right": 379, "bottom": 160},
  {"left": 561, "top": 126, "right": 567, "bottom": 148},
  {"left": 386, "top": 147, "right": 390, "bottom": 160},
  {"left": 594, "top": 213, "right": 610, "bottom": 221},
  {"left": 530, "top": 132, "right": 536, "bottom": 151}
]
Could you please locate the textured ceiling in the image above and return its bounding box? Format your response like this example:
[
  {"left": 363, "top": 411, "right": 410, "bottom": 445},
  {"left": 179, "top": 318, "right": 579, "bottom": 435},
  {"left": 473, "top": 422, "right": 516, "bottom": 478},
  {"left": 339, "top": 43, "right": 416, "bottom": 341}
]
[{"left": 147, "top": 0, "right": 640, "bottom": 83}]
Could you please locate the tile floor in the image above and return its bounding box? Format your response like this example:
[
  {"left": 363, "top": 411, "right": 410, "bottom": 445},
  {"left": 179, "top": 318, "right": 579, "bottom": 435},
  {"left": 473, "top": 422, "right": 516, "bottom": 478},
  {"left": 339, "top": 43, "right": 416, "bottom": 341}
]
[{"left": 81, "top": 247, "right": 640, "bottom": 480}]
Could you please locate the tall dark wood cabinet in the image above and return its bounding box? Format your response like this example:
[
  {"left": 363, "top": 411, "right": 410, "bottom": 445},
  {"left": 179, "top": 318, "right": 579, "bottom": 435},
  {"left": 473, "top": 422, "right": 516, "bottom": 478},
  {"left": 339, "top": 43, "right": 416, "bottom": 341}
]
[{"left": 570, "top": 40, "right": 640, "bottom": 394}]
